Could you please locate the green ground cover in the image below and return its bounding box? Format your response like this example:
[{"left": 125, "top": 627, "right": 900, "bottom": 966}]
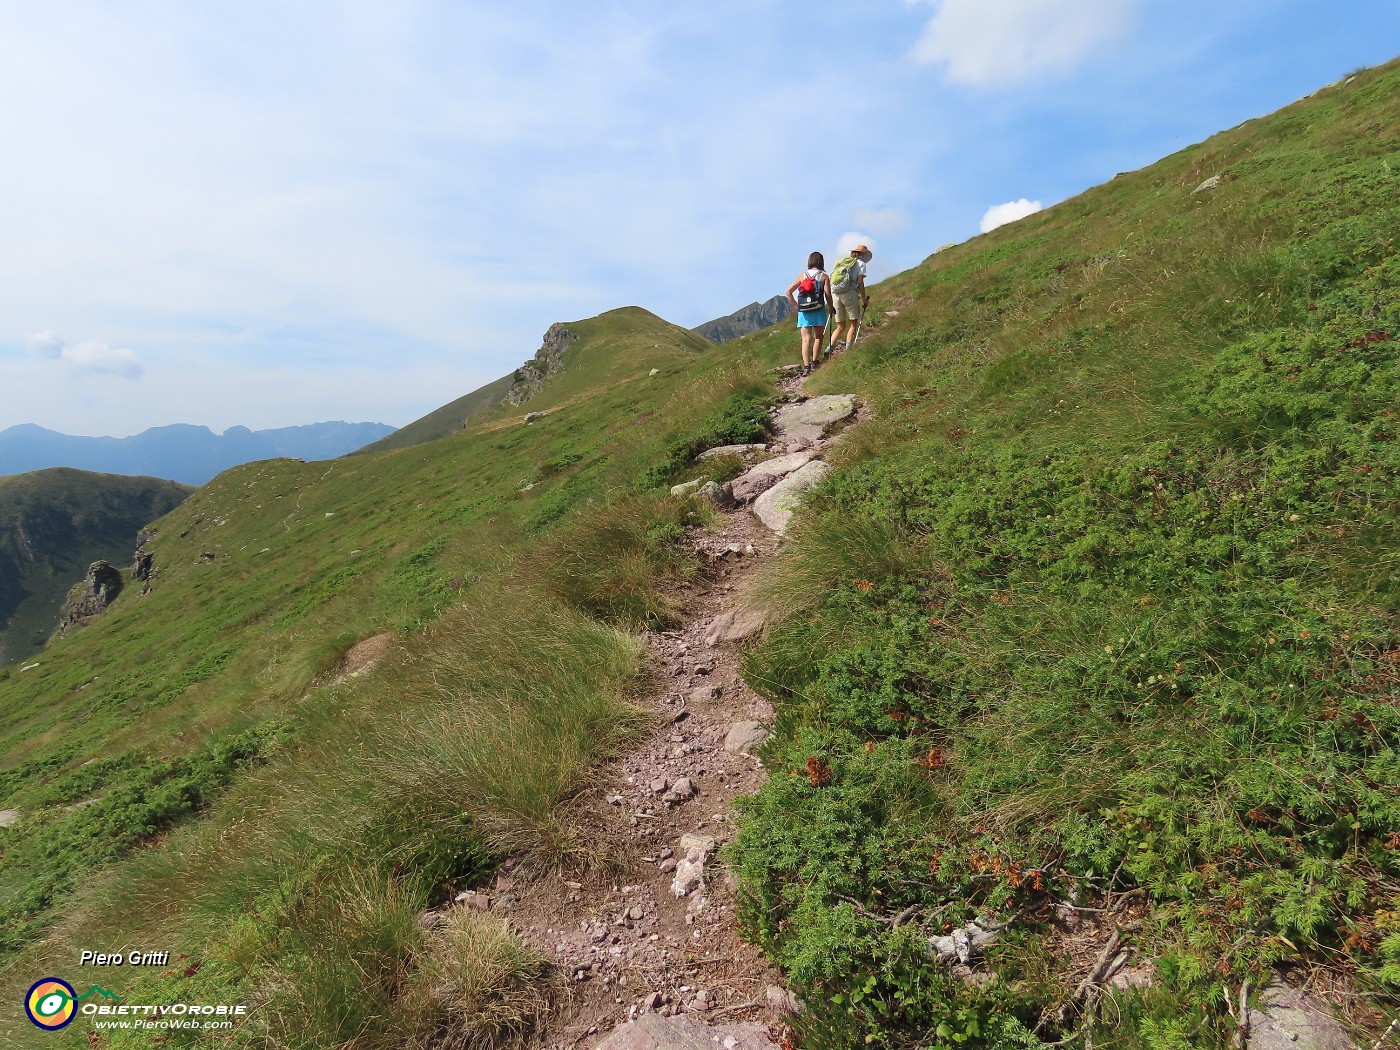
[
  {"left": 2, "top": 56, "right": 1397, "bottom": 1050},
  {"left": 731, "top": 60, "right": 1400, "bottom": 1048},
  {"left": 0, "top": 307, "right": 790, "bottom": 1047}
]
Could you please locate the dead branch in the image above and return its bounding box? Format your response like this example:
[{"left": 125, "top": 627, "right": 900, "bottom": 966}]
[{"left": 1055, "top": 922, "right": 1142, "bottom": 1028}]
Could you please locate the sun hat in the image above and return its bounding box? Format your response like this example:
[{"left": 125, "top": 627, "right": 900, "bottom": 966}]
[{"left": 850, "top": 244, "right": 872, "bottom": 258}]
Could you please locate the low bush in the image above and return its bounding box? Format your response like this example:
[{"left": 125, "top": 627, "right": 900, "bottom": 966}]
[{"left": 733, "top": 275, "right": 1400, "bottom": 1044}]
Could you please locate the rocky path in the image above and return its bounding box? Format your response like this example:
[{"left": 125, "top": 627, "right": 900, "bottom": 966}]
[
  {"left": 457, "top": 359, "right": 1375, "bottom": 1049},
  {"left": 458, "top": 366, "right": 858, "bottom": 1049}
]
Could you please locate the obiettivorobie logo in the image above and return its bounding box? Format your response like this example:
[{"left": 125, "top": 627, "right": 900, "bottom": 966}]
[
  {"left": 24, "top": 978, "right": 120, "bottom": 1031},
  {"left": 23, "top": 976, "right": 246, "bottom": 1033}
]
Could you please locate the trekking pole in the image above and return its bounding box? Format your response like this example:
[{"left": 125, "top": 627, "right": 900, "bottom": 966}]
[{"left": 850, "top": 294, "right": 872, "bottom": 349}]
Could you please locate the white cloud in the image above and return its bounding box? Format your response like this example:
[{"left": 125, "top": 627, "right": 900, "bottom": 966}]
[
  {"left": 910, "top": 0, "right": 1139, "bottom": 87},
  {"left": 24, "top": 332, "right": 144, "bottom": 380},
  {"left": 836, "top": 232, "right": 878, "bottom": 258},
  {"left": 25, "top": 330, "right": 63, "bottom": 359},
  {"left": 980, "top": 199, "right": 1043, "bottom": 233},
  {"left": 852, "top": 207, "right": 909, "bottom": 236}
]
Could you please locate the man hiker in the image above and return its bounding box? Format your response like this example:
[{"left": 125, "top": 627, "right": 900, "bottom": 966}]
[{"left": 827, "top": 244, "right": 871, "bottom": 357}]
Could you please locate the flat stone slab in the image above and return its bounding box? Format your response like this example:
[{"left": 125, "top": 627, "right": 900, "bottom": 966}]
[
  {"left": 0, "top": 810, "right": 18, "bottom": 828},
  {"left": 776, "top": 395, "right": 855, "bottom": 429},
  {"left": 772, "top": 395, "right": 855, "bottom": 447},
  {"left": 593, "top": 1013, "right": 777, "bottom": 1050},
  {"left": 698, "top": 443, "right": 767, "bottom": 461},
  {"left": 1247, "top": 980, "right": 1357, "bottom": 1050},
  {"left": 752, "top": 461, "right": 830, "bottom": 534},
  {"left": 729, "top": 450, "right": 816, "bottom": 503}
]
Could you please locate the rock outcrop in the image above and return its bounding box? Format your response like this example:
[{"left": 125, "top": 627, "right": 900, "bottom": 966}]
[
  {"left": 58, "top": 561, "right": 123, "bottom": 634},
  {"left": 506, "top": 323, "right": 579, "bottom": 406}
]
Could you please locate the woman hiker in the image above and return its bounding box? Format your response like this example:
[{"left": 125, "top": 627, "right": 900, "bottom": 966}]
[{"left": 786, "top": 251, "right": 832, "bottom": 376}]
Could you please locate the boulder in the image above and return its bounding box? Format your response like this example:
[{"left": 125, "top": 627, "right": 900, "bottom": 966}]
[
  {"left": 0, "top": 810, "right": 19, "bottom": 828},
  {"left": 131, "top": 549, "right": 155, "bottom": 582},
  {"left": 697, "top": 444, "right": 767, "bottom": 462},
  {"left": 523, "top": 411, "right": 547, "bottom": 424},
  {"left": 670, "top": 478, "right": 706, "bottom": 498},
  {"left": 729, "top": 451, "right": 816, "bottom": 503},
  {"left": 1191, "top": 174, "right": 1224, "bottom": 196},
  {"left": 592, "top": 1012, "right": 777, "bottom": 1050},
  {"left": 1247, "top": 979, "right": 1357, "bottom": 1050},
  {"left": 697, "top": 481, "right": 735, "bottom": 509},
  {"left": 752, "top": 461, "right": 830, "bottom": 534},
  {"left": 765, "top": 985, "right": 804, "bottom": 1016},
  {"left": 724, "top": 721, "right": 770, "bottom": 755},
  {"left": 679, "top": 833, "right": 717, "bottom": 854},
  {"left": 671, "top": 846, "right": 707, "bottom": 897},
  {"left": 705, "top": 607, "right": 769, "bottom": 645}
]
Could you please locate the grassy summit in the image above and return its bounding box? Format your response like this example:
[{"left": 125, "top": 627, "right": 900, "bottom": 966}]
[{"left": 0, "top": 58, "right": 1397, "bottom": 1049}]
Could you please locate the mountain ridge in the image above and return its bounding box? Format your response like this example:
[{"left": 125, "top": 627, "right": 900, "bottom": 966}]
[
  {"left": 0, "top": 419, "right": 396, "bottom": 485},
  {"left": 692, "top": 294, "right": 794, "bottom": 344}
]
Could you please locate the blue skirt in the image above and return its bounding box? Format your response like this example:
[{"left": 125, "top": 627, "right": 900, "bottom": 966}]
[{"left": 797, "top": 309, "right": 827, "bottom": 328}]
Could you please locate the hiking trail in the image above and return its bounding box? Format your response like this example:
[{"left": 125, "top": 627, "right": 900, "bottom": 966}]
[{"left": 457, "top": 361, "right": 863, "bottom": 1049}]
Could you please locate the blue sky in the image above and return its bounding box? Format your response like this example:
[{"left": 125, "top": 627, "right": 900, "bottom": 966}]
[{"left": 1, "top": 1, "right": 1396, "bottom": 436}]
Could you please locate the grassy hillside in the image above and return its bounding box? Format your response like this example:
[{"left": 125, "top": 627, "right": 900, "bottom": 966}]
[
  {"left": 360, "top": 306, "right": 718, "bottom": 454},
  {"left": 731, "top": 60, "right": 1400, "bottom": 1046},
  {"left": 355, "top": 372, "right": 516, "bottom": 453},
  {"left": 0, "top": 305, "right": 786, "bottom": 1047},
  {"left": 0, "top": 59, "right": 1397, "bottom": 1050},
  {"left": 0, "top": 469, "right": 192, "bottom": 664}
]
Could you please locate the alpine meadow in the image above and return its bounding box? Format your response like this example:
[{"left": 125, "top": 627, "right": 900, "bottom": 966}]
[{"left": 2, "top": 57, "right": 1399, "bottom": 1050}]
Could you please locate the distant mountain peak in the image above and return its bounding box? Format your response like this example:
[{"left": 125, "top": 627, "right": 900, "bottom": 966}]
[
  {"left": 693, "top": 295, "right": 793, "bottom": 344},
  {"left": 0, "top": 421, "right": 396, "bottom": 486}
]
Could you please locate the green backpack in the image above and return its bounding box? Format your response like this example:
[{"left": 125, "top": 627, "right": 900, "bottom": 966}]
[{"left": 831, "top": 255, "right": 860, "bottom": 294}]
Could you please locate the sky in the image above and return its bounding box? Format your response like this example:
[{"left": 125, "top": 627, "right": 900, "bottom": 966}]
[{"left": 1, "top": 1, "right": 1397, "bottom": 437}]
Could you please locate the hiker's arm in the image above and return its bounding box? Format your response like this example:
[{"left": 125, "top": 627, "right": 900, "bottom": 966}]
[
  {"left": 785, "top": 276, "right": 800, "bottom": 308},
  {"left": 823, "top": 274, "right": 833, "bottom": 306}
]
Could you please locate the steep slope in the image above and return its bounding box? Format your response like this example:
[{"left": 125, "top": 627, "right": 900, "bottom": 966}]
[
  {"left": 0, "top": 299, "right": 782, "bottom": 1047},
  {"left": 693, "top": 294, "right": 794, "bottom": 343},
  {"left": 1, "top": 59, "right": 1397, "bottom": 1050},
  {"left": 728, "top": 60, "right": 1400, "bottom": 1047},
  {"left": 0, "top": 469, "right": 192, "bottom": 664},
  {"left": 0, "top": 421, "right": 395, "bottom": 485}
]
